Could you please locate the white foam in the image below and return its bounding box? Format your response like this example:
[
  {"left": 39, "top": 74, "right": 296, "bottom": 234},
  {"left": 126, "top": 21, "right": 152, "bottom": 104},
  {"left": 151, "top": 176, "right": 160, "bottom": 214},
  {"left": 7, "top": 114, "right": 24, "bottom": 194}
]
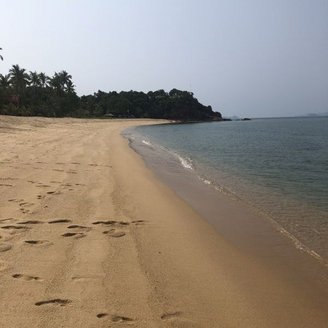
[
  {"left": 177, "top": 155, "right": 193, "bottom": 170},
  {"left": 142, "top": 140, "right": 152, "bottom": 146}
]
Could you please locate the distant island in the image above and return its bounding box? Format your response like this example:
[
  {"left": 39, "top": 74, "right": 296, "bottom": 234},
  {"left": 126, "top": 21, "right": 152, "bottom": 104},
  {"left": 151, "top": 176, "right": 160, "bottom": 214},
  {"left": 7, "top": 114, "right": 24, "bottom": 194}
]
[
  {"left": 0, "top": 65, "right": 222, "bottom": 122},
  {"left": 305, "top": 113, "right": 328, "bottom": 118}
]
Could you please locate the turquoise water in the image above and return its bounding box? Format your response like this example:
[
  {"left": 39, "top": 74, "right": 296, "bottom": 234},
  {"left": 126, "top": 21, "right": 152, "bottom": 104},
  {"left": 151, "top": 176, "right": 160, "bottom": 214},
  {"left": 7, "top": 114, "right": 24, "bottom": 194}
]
[{"left": 128, "top": 117, "right": 328, "bottom": 261}]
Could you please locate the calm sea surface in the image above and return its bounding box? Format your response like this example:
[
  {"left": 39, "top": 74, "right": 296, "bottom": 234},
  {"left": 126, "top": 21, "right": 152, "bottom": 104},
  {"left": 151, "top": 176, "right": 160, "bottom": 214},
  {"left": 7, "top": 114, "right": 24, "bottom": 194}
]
[{"left": 126, "top": 117, "right": 328, "bottom": 262}]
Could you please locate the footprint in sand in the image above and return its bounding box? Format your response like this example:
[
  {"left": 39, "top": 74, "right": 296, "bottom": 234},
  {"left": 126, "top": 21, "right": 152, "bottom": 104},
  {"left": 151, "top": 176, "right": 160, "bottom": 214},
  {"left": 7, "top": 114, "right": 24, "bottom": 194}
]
[
  {"left": 103, "top": 229, "right": 126, "bottom": 238},
  {"left": 62, "top": 232, "right": 86, "bottom": 239},
  {"left": 92, "top": 220, "right": 132, "bottom": 238},
  {"left": 92, "top": 220, "right": 117, "bottom": 226},
  {"left": 0, "top": 243, "right": 12, "bottom": 252},
  {"left": 46, "top": 191, "right": 61, "bottom": 195},
  {"left": 96, "top": 313, "right": 134, "bottom": 322},
  {"left": 67, "top": 224, "right": 88, "bottom": 229},
  {"left": 92, "top": 220, "right": 129, "bottom": 226},
  {"left": 0, "top": 177, "right": 17, "bottom": 181},
  {"left": 12, "top": 273, "right": 42, "bottom": 281},
  {"left": 18, "top": 202, "right": 35, "bottom": 215},
  {"left": 111, "top": 315, "right": 134, "bottom": 323},
  {"left": 161, "top": 311, "right": 183, "bottom": 320},
  {"left": 19, "top": 202, "right": 34, "bottom": 207},
  {"left": 96, "top": 313, "right": 109, "bottom": 318},
  {"left": 8, "top": 198, "right": 24, "bottom": 203},
  {"left": 1, "top": 225, "right": 29, "bottom": 231},
  {"left": 18, "top": 220, "right": 43, "bottom": 225},
  {"left": 35, "top": 299, "right": 72, "bottom": 306},
  {"left": 24, "top": 240, "right": 52, "bottom": 246},
  {"left": 132, "top": 220, "right": 146, "bottom": 225},
  {"left": 66, "top": 170, "right": 77, "bottom": 174},
  {"left": 48, "top": 219, "right": 72, "bottom": 224},
  {"left": 36, "top": 184, "right": 51, "bottom": 188},
  {"left": 0, "top": 218, "right": 17, "bottom": 224},
  {"left": 67, "top": 225, "right": 91, "bottom": 232},
  {"left": 71, "top": 275, "right": 103, "bottom": 282}
]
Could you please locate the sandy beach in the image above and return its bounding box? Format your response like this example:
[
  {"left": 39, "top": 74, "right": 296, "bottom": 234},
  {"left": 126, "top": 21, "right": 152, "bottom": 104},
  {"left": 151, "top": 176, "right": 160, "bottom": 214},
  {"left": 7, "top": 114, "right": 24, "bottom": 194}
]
[{"left": 0, "top": 115, "right": 327, "bottom": 328}]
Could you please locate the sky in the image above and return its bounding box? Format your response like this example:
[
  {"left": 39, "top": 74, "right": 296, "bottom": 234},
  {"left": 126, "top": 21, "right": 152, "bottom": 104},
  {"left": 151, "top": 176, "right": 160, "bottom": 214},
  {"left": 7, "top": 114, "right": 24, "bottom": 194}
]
[{"left": 1, "top": 0, "right": 327, "bottom": 118}]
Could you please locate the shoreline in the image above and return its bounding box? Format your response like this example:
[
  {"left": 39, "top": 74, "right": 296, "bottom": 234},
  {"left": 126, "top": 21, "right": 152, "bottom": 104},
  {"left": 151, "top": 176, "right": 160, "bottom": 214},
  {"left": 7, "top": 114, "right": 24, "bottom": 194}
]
[
  {"left": 126, "top": 121, "right": 328, "bottom": 267},
  {"left": 125, "top": 124, "right": 328, "bottom": 282},
  {"left": 0, "top": 116, "right": 328, "bottom": 327}
]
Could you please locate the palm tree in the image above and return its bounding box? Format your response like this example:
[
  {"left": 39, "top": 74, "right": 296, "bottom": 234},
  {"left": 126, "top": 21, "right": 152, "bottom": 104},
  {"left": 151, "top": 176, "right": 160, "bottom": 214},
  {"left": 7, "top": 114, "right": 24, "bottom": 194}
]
[
  {"left": 0, "top": 74, "right": 11, "bottom": 89},
  {"left": 38, "top": 72, "right": 49, "bottom": 88},
  {"left": 65, "top": 79, "right": 75, "bottom": 94},
  {"left": 58, "top": 70, "right": 72, "bottom": 92},
  {"left": 29, "top": 71, "right": 40, "bottom": 87},
  {"left": 59, "top": 70, "right": 72, "bottom": 83},
  {"left": 0, "top": 74, "right": 11, "bottom": 107},
  {"left": 49, "top": 72, "right": 62, "bottom": 94},
  {"left": 50, "top": 70, "right": 73, "bottom": 94},
  {"left": 9, "top": 64, "right": 30, "bottom": 94}
]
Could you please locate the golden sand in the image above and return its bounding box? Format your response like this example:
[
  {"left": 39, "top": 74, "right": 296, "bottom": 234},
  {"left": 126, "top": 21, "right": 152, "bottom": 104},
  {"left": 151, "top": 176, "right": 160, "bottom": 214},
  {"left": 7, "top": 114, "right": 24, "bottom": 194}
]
[{"left": 0, "top": 116, "right": 327, "bottom": 327}]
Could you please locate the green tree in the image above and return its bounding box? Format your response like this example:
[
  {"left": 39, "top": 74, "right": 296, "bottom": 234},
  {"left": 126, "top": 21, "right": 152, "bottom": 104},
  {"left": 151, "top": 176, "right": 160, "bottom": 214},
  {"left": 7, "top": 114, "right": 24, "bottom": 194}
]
[
  {"left": 0, "top": 73, "right": 10, "bottom": 110},
  {"left": 9, "top": 64, "right": 30, "bottom": 95},
  {"left": 49, "top": 72, "right": 63, "bottom": 94},
  {"left": 29, "top": 71, "right": 41, "bottom": 87},
  {"left": 0, "top": 62, "right": 222, "bottom": 120},
  {"left": 65, "top": 79, "right": 75, "bottom": 94},
  {"left": 0, "top": 74, "right": 11, "bottom": 89},
  {"left": 38, "top": 72, "right": 49, "bottom": 88},
  {"left": 50, "top": 70, "right": 73, "bottom": 95}
]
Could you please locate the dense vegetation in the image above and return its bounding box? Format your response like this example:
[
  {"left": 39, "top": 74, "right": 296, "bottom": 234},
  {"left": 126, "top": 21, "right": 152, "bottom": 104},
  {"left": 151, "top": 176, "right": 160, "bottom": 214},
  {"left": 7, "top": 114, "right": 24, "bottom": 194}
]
[{"left": 0, "top": 64, "right": 222, "bottom": 121}]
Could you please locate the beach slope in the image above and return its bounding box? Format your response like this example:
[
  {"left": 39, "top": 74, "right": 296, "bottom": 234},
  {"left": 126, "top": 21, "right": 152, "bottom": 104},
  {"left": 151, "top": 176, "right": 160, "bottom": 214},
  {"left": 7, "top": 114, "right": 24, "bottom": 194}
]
[{"left": 0, "top": 116, "right": 327, "bottom": 327}]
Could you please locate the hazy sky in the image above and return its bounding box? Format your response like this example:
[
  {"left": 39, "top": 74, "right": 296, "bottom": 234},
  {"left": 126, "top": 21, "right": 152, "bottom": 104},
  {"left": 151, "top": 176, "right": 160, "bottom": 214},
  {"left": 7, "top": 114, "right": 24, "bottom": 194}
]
[{"left": 1, "top": 0, "right": 327, "bottom": 118}]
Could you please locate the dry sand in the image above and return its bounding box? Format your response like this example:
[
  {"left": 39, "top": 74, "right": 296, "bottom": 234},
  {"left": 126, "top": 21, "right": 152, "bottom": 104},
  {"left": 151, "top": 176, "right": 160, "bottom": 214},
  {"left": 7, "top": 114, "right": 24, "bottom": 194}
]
[{"left": 0, "top": 115, "right": 327, "bottom": 327}]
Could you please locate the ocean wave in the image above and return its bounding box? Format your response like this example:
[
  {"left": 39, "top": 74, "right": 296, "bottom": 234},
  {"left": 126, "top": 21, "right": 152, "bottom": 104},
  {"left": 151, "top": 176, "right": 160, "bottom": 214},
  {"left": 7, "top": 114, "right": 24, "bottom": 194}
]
[
  {"left": 200, "top": 177, "right": 211, "bottom": 185},
  {"left": 142, "top": 140, "right": 152, "bottom": 146},
  {"left": 177, "top": 154, "right": 193, "bottom": 170}
]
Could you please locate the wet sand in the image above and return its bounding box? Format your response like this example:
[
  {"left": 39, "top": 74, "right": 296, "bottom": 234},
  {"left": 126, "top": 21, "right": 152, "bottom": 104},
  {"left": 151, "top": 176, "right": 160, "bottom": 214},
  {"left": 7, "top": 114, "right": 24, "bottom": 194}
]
[{"left": 0, "top": 115, "right": 327, "bottom": 327}]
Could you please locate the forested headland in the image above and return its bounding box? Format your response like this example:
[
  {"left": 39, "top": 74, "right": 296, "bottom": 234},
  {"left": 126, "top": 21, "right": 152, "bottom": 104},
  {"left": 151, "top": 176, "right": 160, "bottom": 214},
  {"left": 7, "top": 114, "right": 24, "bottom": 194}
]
[{"left": 0, "top": 65, "right": 222, "bottom": 121}]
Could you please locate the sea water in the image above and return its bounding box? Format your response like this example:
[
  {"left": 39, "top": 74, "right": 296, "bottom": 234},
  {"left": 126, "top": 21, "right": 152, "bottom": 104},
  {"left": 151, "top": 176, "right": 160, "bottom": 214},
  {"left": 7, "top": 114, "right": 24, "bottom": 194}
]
[{"left": 124, "top": 117, "right": 328, "bottom": 263}]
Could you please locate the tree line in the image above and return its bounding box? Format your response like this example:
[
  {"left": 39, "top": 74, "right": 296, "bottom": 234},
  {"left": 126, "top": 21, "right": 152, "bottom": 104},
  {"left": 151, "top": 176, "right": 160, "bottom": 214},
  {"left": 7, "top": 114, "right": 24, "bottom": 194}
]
[{"left": 0, "top": 64, "right": 222, "bottom": 121}]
